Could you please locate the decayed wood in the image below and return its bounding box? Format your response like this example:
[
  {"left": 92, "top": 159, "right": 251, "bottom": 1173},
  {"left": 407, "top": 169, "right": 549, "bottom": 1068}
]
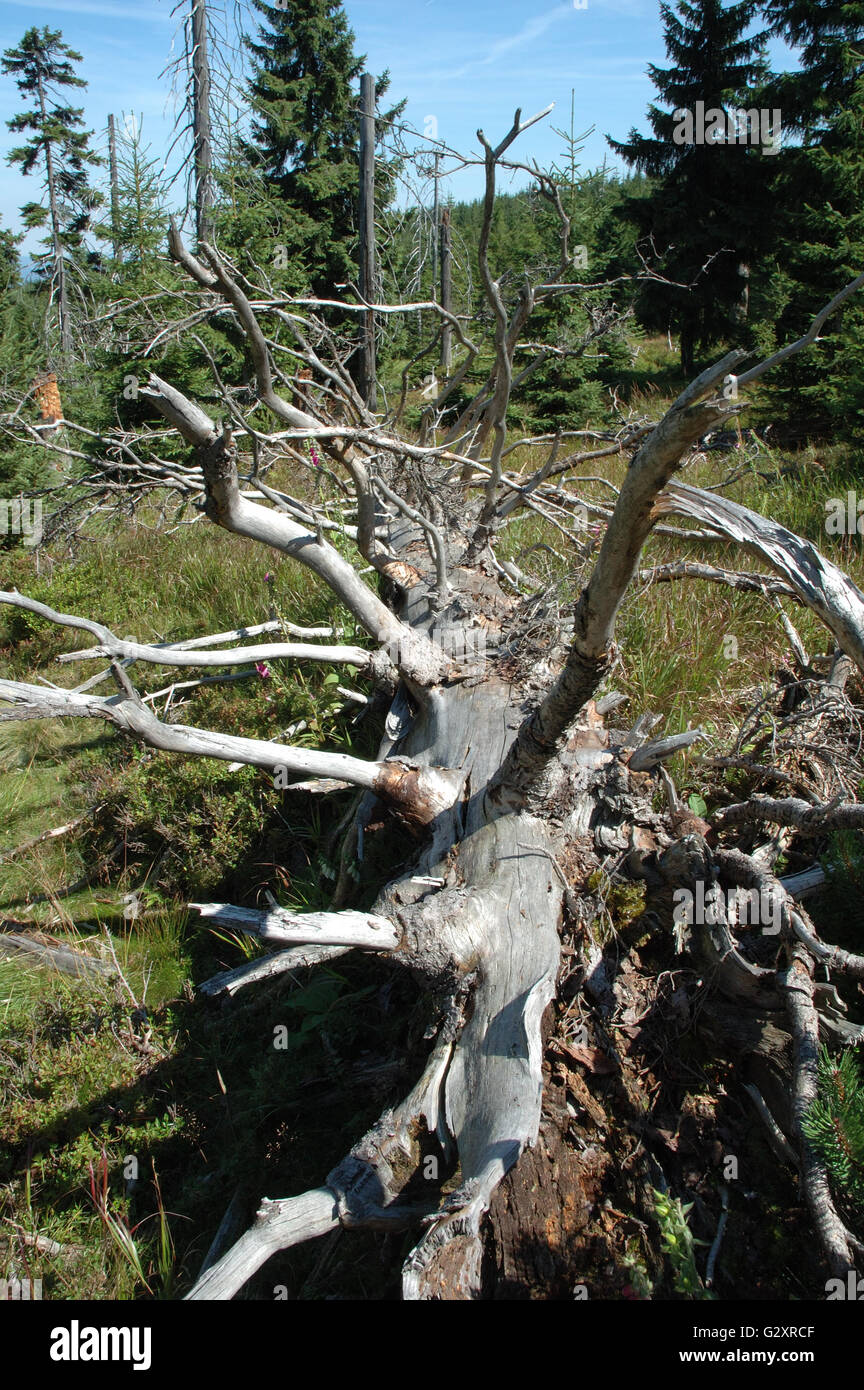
[
  {"left": 742, "top": 1084, "right": 797, "bottom": 1166},
  {"left": 197, "top": 944, "right": 350, "bottom": 998},
  {"left": 781, "top": 943, "right": 854, "bottom": 1277},
  {"left": 196, "top": 1187, "right": 249, "bottom": 1281},
  {"left": 358, "top": 72, "right": 377, "bottom": 411},
  {"left": 107, "top": 113, "right": 121, "bottom": 263},
  {"left": 780, "top": 865, "right": 826, "bottom": 899},
  {"left": 717, "top": 794, "right": 864, "bottom": 834},
  {"left": 0, "top": 587, "right": 386, "bottom": 675},
  {"left": 0, "top": 678, "right": 460, "bottom": 826},
  {"left": 637, "top": 560, "right": 798, "bottom": 598},
  {"left": 140, "top": 376, "right": 450, "bottom": 688},
  {"left": 190, "top": 903, "right": 400, "bottom": 952},
  {"left": 655, "top": 482, "right": 864, "bottom": 674},
  {"left": 187, "top": 1033, "right": 461, "bottom": 1299},
  {"left": 0, "top": 806, "right": 99, "bottom": 863},
  {"left": 7, "top": 1225, "right": 84, "bottom": 1259},
  {"left": 788, "top": 904, "right": 864, "bottom": 980},
  {"left": 186, "top": 1190, "right": 341, "bottom": 1300},
  {"left": 494, "top": 352, "right": 744, "bottom": 798},
  {"left": 6, "top": 187, "right": 864, "bottom": 1303},
  {"left": 628, "top": 729, "right": 704, "bottom": 771},
  {"left": 0, "top": 930, "right": 116, "bottom": 979},
  {"left": 190, "top": 0, "right": 214, "bottom": 244}
]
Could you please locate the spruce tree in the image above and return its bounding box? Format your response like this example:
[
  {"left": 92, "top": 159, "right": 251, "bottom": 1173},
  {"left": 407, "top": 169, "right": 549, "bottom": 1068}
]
[
  {"left": 2, "top": 27, "right": 102, "bottom": 358},
  {"left": 0, "top": 217, "right": 20, "bottom": 295},
  {"left": 102, "top": 115, "right": 169, "bottom": 272},
  {"left": 241, "top": 0, "right": 396, "bottom": 297},
  {"left": 606, "top": 0, "right": 774, "bottom": 373},
  {"left": 757, "top": 2, "right": 864, "bottom": 440},
  {"left": 762, "top": 0, "right": 864, "bottom": 131}
]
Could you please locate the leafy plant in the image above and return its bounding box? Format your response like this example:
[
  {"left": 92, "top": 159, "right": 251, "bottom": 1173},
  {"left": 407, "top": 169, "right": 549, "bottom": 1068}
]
[{"left": 651, "top": 1187, "right": 715, "bottom": 1298}]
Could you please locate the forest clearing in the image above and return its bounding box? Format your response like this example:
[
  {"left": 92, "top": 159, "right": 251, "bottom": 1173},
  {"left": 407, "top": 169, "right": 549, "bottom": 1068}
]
[{"left": 1, "top": 0, "right": 864, "bottom": 1333}]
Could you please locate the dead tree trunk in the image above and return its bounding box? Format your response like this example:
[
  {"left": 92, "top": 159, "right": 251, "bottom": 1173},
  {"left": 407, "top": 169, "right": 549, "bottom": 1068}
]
[
  {"left": 36, "top": 70, "right": 71, "bottom": 357},
  {"left": 107, "top": 113, "right": 121, "bottom": 265},
  {"left": 440, "top": 205, "right": 452, "bottom": 372},
  {"left": 357, "top": 72, "right": 377, "bottom": 411},
  {"left": 190, "top": 0, "right": 214, "bottom": 247},
  {"left": 5, "top": 112, "right": 864, "bottom": 1301}
]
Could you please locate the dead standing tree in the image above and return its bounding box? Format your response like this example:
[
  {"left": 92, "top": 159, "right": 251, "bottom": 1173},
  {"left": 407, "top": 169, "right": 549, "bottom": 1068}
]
[{"left": 4, "top": 110, "right": 864, "bottom": 1298}]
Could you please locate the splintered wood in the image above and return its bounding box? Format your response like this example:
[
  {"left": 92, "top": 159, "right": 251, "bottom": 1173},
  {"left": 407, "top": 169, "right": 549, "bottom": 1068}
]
[{"left": 32, "top": 373, "right": 63, "bottom": 430}]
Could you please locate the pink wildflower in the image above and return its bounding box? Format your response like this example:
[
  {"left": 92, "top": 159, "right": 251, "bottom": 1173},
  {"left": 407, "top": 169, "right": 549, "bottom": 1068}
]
[{"left": 255, "top": 662, "right": 271, "bottom": 679}]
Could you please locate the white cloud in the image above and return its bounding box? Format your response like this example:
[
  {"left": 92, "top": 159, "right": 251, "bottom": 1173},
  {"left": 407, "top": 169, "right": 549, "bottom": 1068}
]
[{"left": 450, "top": 3, "right": 574, "bottom": 80}]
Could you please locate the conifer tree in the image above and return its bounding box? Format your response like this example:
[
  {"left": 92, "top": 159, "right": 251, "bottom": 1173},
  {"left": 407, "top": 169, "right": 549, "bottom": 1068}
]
[
  {"left": 103, "top": 115, "right": 169, "bottom": 272},
  {"left": 241, "top": 0, "right": 397, "bottom": 296},
  {"left": 607, "top": 0, "right": 774, "bottom": 373},
  {"left": 2, "top": 27, "right": 102, "bottom": 358},
  {"left": 803, "top": 1046, "right": 864, "bottom": 1223},
  {"left": 0, "top": 217, "right": 20, "bottom": 295},
  {"left": 756, "top": 1, "right": 864, "bottom": 438}
]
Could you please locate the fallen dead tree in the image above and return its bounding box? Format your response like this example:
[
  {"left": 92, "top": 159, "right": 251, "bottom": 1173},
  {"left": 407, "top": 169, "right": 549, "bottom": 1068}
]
[{"left": 3, "top": 111, "right": 864, "bottom": 1299}]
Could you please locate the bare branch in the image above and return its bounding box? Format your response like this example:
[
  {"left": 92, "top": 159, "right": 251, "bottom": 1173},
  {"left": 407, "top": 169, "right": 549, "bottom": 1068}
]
[
  {"left": 493, "top": 350, "right": 743, "bottom": 797},
  {"left": 716, "top": 795, "right": 864, "bottom": 834},
  {"left": 197, "top": 944, "right": 351, "bottom": 998},
  {"left": 737, "top": 270, "right": 864, "bottom": 389},
  {"left": 0, "top": 678, "right": 460, "bottom": 825},
  {"left": 0, "top": 588, "right": 384, "bottom": 675},
  {"left": 138, "top": 376, "right": 451, "bottom": 686},
  {"left": 637, "top": 561, "right": 798, "bottom": 599},
  {"left": 781, "top": 943, "right": 855, "bottom": 1276},
  {"left": 189, "top": 902, "right": 400, "bottom": 951},
  {"left": 655, "top": 482, "right": 864, "bottom": 674},
  {"left": 185, "top": 1190, "right": 341, "bottom": 1301}
]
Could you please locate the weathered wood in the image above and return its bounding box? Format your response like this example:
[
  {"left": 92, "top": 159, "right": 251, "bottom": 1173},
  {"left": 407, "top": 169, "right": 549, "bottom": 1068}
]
[
  {"left": 495, "top": 353, "right": 744, "bottom": 798},
  {"left": 185, "top": 1190, "right": 340, "bottom": 1300},
  {"left": 358, "top": 72, "right": 377, "bottom": 410},
  {"left": 107, "top": 113, "right": 121, "bottom": 263},
  {"left": 0, "top": 806, "right": 98, "bottom": 863},
  {"left": 8, "top": 194, "right": 864, "bottom": 1302},
  {"left": 440, "top": 206, "right": 452, "bottom": 371},
  {"left": 0, "top": 930, "right": 115, "bottom": 979},
  {"left": 190, "top": 903, "right": 400, "bottom": 952},
  {"left": 197, "top": 944, "right": 351, "bottom": 998},
  {"left": 0, "top": 676, "right": 461, "bottom": 826},
  {"left": 638, "top": 559, "right": 798, "bottom": 598},
  {"left": 139, "top": 377, "right": 451, "bottom": 688},
  {"left": 190, "top": 0, "right": 213, "bottom": 245},
  {"left": 718, "top": 795, "right": 864, "bottom": 835},
  {"left": 782, "top": 944, "right": 854, "bottom": 1276},
  {"left": 656, "top": 482, "right": 864, "bottom": 675}
]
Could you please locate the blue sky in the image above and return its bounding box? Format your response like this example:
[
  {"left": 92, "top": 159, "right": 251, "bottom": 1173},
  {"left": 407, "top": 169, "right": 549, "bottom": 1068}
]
[{"left": 0, "top": 0, "right": 788, "bottom": 253}]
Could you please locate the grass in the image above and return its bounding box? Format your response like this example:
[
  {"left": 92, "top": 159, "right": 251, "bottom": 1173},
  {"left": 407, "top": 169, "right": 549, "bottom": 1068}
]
[
  {"left": 2, "top": 338, "right": 864, "bottom": 1298},
  {"left": 0, "top": 475, "right": 418, "bottom": 1299}
]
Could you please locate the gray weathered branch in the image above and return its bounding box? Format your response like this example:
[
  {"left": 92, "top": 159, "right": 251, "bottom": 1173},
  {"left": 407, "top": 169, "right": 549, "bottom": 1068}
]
[
  {"left": 0, "top": 678, "right": 460, "bottom": 826},
  {"left": 189, "top": 902, "right": 400, "bottom": 952}
]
